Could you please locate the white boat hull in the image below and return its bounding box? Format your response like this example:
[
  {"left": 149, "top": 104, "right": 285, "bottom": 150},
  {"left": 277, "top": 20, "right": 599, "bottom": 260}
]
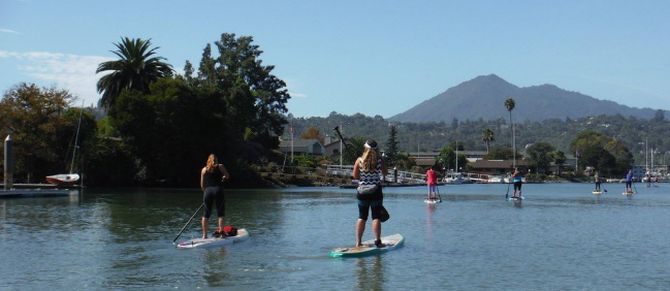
[{"left": 46, "top": 174, "right": 80, "bottom": 186}]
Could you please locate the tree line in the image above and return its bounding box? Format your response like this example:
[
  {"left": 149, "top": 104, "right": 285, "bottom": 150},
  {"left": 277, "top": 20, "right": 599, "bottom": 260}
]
[
  {"left": 288, "top": 110, "right": 668, "bottom": 176},
  {"left": 1, "top": 33, "right": 290, "bottom": 187}
]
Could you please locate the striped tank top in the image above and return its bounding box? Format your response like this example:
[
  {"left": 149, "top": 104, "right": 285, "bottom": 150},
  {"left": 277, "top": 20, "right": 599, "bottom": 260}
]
[{"left": 358, "top": 158, "right": 382, "bottom": 186}]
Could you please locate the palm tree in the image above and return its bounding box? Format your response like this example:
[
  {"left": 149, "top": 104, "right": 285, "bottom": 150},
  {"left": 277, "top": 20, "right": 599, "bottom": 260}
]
[
  {"left": 96, "top": 37, "right": 173, "bottom": 109},
  {"left": 482, "top": 128, "right": 495, "bottom": 153},
  {"left": 504, "top": 98, "right": 516, "bottom": 167}
]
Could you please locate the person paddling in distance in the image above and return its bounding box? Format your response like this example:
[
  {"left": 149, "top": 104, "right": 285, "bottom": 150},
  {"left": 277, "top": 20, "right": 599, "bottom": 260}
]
[
  {"left": 352, "top": 139, "right": 388, "bottom": 248},
  {"left": 200, "top": 153, "right": 230, "bottom": 239},
  {"left": 594, "top": 170, "right": 602, "bottom": 192},
  {"left": 425, "top": 166, "right": 438, "bottom": 200},
  {"left": 624, "top": 169, "right": 634, "bottom": 193},
  {"left": 511, "top": 167, "right": 523, "bottom": 198}
]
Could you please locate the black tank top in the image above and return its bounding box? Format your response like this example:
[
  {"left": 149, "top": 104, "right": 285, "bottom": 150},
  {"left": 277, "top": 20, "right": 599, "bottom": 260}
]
[{"left": 203, "top": 166, "right": 223, "bottom": 188}]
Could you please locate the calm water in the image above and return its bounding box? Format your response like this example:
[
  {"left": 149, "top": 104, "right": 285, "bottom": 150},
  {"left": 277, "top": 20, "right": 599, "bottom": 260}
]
[{"left": 1, "top": 183, "right": 670, "bottom": 290}]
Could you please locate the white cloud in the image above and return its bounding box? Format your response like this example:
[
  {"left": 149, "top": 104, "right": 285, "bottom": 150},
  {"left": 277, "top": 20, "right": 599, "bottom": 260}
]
[
  {"left": 0, "top": 50, "right": 111, "bottom": 106},
  {"left": 283, "top": 78, "right": 307, "bottom": 98},
  {"left": 0, "top": 28, "right": 20, "bottom": 35},
  {"left": 288, "top": 91, "right": 307, "bottom": 98}
]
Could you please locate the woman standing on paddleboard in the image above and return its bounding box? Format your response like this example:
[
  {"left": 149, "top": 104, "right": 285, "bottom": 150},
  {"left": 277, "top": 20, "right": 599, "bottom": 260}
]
[
  {"left": 512, "top": 167, "right": 523, "bottom": 198},
  {"left": 352, "top": 139, "right": 388, "bottom": 248},
  {"left": 200, "top": 153, "right": 230, "bottom": 239},
  {"left": 425, "top": 166, "right": 437, "bottom": 200}
]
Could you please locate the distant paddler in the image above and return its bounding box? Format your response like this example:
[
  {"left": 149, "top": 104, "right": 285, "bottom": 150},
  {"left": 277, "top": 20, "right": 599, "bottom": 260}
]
[
  {"left": 624, "top": 169, "right": 634, "bottom": 194},
  {"left": 425, "top": 166, "right": 438, "bottom": 201},
  {"left": 594, "top": 170, "right": 602, "bottom": 192},
  {"left": 511, "top": 167, "right": 523, "bottom": 199}
]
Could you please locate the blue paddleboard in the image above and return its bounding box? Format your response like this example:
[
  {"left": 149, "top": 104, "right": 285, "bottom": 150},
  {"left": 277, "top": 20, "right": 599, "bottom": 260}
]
[{"left": 329, "top": 233, "right": 404, "bottom": 258}]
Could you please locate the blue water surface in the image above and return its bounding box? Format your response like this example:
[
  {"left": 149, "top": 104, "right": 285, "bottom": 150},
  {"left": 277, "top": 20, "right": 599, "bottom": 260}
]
[{"left": 1, "top": 183, "right": 669, "bottom": 290}]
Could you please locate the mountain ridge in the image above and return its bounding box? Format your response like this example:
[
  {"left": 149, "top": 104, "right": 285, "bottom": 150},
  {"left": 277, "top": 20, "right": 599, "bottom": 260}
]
[{"left": 390, "top": 74, "right": 663, "bottom": 122}]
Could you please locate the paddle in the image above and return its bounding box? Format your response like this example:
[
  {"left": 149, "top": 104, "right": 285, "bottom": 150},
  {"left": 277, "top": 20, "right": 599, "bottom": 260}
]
[
  {"left": 633, "top": 181, "right": 638, "bottom": 194},
  {"left": 173, "top": 203, "right": 205, "bottom": 243},
  {"left": 436, "top": 185, "right": 442, "bottom": 202},
  {"left": 505, "top": 174, "right": 511, "bottom": 200},
  {"left": 333, "top": 126, "right": 349, "bottom": 149}
]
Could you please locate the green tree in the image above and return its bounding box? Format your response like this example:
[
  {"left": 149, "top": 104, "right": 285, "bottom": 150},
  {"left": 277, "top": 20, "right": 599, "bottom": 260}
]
[
  {"left": 0, "top": 83, "right": 96, "bottom": 182},
  {"left": 107, "top": 33, "right": 291, "bottom": 186},
  {"left": 526, "top": 142, "right": 555, "bottom": 174},
  {"left": 482, "top": 128, "right": 495, "bottom": 153},
  {"left": 96, "top": 37, "right": 173, "bottom": 109},
  {"left": 604, "top": 139, "right": 633, "bottom": 176},
  {"left": 570, "top": 130, "right": 631, "bottom": 175},
  {"left": 437, "top": 146, "right": 467, "bottom": 172},
  {"left": 551, "top": 150, "right": 567, "bottom": 175},
  {"left": 385, "top": 125, "right": 400, "bottom": 167}
]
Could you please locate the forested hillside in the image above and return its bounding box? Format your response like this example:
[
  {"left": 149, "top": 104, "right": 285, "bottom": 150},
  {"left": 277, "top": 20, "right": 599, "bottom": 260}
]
[{"left": 287, "top": 111, "right": 670, "bottom": 164}]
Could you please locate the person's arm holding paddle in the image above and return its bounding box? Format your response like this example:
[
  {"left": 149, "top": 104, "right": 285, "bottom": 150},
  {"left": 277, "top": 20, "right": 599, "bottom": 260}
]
[{"left": 218, "top": 163, "right": 230, "bottom": 182}]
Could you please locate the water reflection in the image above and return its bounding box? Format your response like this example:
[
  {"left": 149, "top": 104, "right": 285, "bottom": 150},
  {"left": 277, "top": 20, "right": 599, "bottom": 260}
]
[
  {"left": 425, "top": 203, "right": 437, "bottom": 239},
  {"left": 202, "top": 248, "right": 230, "bottom": 287},
  {"left": 355, "top": 256, "right": 384, "bottom": 291}
]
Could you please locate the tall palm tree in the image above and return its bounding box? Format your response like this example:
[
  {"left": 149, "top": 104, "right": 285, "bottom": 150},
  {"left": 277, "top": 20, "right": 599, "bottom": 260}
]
[
  {"left": 482, "top": 128, "right": 495, "bottom": 153},
  {"left": 96, "top": 37, "right": 173, "bottom": 109},
  {"left": 504, "top": 98, "right": 516, "bottom": 167}
]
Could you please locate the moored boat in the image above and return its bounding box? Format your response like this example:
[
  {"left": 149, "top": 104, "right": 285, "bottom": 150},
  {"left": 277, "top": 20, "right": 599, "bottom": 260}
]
[{"left": 46, "top": 174, "right": 80, "bottom": 186}]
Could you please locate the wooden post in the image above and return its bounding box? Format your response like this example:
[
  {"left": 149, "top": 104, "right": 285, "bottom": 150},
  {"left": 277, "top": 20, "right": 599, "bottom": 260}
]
[{"left": 4, "top": 135, "right": 13, "bottom": 190}]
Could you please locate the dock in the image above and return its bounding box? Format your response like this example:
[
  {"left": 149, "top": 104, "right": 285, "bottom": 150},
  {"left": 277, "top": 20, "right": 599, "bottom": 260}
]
[{"left": 0, "top": 184, "right": 79, "bottom": 198}]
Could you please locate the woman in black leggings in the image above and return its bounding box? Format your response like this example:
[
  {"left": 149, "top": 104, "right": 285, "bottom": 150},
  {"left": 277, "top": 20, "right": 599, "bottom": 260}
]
[{"left": 200, "top": 153, "right": 230, "bottom": 239}]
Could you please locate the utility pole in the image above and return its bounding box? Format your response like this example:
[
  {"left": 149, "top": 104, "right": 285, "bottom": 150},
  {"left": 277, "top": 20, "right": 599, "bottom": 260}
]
[
  {"left": 4, "top": 135, "right": 13, "bottom": 190},
  {"left": 339, "top": 124, "right": 343, "bottom": 168}
]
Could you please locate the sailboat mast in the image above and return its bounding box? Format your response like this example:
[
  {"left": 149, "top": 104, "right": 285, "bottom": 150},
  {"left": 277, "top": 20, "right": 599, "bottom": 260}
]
[{"left": 69, "top": 103, "right": 84, "bottom": 174}]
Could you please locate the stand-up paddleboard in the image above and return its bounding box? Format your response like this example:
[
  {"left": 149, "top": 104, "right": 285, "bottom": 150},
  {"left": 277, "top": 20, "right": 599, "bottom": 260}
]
[
  {"left": 622, "top": 191, "right": 635, "bottom": 196},
  {"left": 507, "top": 195, "right": 524, "bottom": 201},
  {"left": 592, "top": 191, "right": 603, "bottom": 195},
  {"left": 177, "top": 228, "right": 249, "bottom": 249},
  {"left": 329, "top": 233, "right": 404, "bottom": 258},
  {"left": 424, "top": 198, "right": 441, "bottom": 204}
]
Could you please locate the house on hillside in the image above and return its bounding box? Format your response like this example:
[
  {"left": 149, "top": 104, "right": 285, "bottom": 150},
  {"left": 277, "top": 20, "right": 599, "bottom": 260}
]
[
  {"left": 468, "top": 159, "right": 530, "bottom": 175},
  {"left": 408, "top": 150, "right": 488, "bottom": 168},
  {"left": 322, "top": 135, "right": 342, "bottom": 157},
  {"left": 278, "top": 138, "right": 325, "bottom": 156}
]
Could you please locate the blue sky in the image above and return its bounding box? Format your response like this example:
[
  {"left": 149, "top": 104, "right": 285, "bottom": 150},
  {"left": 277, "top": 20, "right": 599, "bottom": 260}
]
[{"left": 1, "top": 0, "right": 668, "bottom": 118}]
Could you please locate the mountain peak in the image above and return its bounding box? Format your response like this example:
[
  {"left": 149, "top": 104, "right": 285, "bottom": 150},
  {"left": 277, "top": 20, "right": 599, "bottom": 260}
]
[
  {"left": 390, "top": 74, "right": 660, "bottom": 122},
  {"left": 454, "top": 74, "right": 519, "bottom": 92}
]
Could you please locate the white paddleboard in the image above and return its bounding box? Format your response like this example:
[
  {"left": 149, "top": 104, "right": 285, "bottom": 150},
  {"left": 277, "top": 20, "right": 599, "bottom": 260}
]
[
  {"left": 592, "top": 191, "right": 603, "bottom": 195},
  {"left": 622, "top": 191, "right": 635, "bottom": 196},
  {"left": 177, "top": 228, "right": 249, "bottom": 249},
  {"left": 424, "top": 198, "right": 441, "bottom": 204},
  {"left": 329, "top": 233, "right": 404, "bottom": 258},
  {"left": 507, "top": 196, "right": 524, "bottom": 201}
]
